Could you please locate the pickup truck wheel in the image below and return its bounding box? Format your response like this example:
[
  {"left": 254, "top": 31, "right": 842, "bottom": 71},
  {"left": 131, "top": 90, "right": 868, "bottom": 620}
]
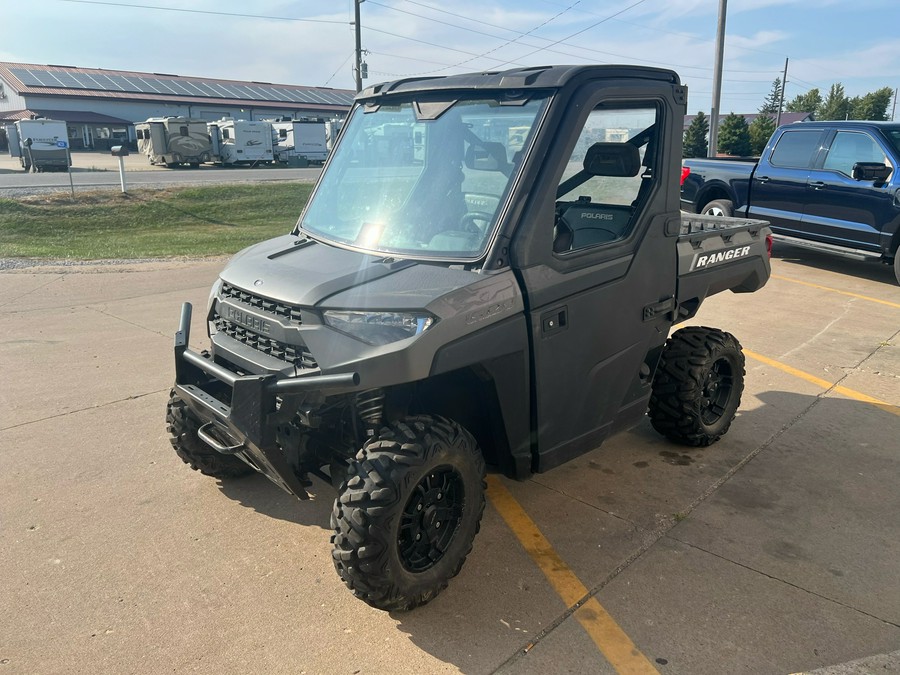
[
  {"left": 701, "top": 199, "right": 734, "bottom": 217},
  {"left": 649, "top": 327, "right": 745, "bottom": 446},
  {"left": 893, "top": 252, "right": 900, "bottom": 286},
  {"left": 331, "top": 415, "right": 486, "bottom": 611},
  {"left": 165, "top": 389, "right": 254, "bottom": 478}
]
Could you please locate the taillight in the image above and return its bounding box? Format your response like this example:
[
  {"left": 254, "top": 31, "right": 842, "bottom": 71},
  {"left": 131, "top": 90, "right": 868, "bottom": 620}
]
[
  {"left": 680, "top": 166, "right": 690, "bottom": 186},
  {"left": 766, "top": 234, "right": 773, "bottom": 257}
]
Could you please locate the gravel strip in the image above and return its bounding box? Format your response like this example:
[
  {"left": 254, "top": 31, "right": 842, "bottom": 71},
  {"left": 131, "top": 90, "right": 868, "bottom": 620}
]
[{"left": 0, "top": 256, "right": 228, "bottom": 272}]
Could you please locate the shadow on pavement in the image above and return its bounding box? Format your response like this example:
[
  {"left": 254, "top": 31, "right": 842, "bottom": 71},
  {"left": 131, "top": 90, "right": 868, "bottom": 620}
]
[
  {"left": 207, "top": 389, "right": 900, "bottom": 673},
  {"left": 216, "top": 472, "right": 333, "bottom": 530},
  {"left": 772, "top": 242, "right": 897, "bottom": 286}
]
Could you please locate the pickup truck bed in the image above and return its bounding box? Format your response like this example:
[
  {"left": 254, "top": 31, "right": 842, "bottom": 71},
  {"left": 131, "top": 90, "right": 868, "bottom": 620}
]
[
  {"left": 676, "top": 214, "right": 771, "bottom": 321},
  {"left": 681, "top": 121, "right": 900, "bottom": 284}
]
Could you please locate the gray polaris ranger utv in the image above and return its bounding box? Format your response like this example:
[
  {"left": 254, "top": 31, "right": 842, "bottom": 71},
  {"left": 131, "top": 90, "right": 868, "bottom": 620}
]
[{"left": 168, "top": 65, "right": 771, "bottom": 611}]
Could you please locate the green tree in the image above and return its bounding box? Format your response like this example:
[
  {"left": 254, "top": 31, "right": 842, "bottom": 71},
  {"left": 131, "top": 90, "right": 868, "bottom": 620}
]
[
  {"left": 848, "top": 87, "right": 893, "bottom": 120},
  {"left": 683, "top": 111, "right": 709, "bottom": 158},
  {"left": 786, "top": 88, "right": 822, "bottom": 116},
  {"left": 819, "top": 83, "right": 850, "bottom": 120},
  {"left": 759, "top": 78, "right": 783, "bottom": 114},
  {"left": 717, "top": 113, "right": 752, "bottom": 156},
  {"left": 749, "top": 114, "right": 776, "bottom": 155}
]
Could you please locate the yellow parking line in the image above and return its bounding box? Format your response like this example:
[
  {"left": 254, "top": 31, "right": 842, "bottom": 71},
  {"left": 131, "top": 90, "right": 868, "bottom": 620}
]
[
  {"left": 744, "top": 349, "right": 900, "bottom": 416},
  {"left": 486, "top": 475, "right": 659, "bottom": 675},
  {"left": 771, "top": 274, "right": 900, "bottom": 309}
]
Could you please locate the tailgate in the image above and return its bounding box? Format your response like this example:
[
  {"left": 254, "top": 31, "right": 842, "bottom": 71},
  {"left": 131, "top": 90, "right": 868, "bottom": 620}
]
[{"left": 675, "top": 214, "right": 772, "bottom": 320}]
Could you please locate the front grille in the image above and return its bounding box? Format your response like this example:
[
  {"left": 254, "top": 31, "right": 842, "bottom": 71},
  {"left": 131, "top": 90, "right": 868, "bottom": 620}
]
[
  {"left": 221, "top": 282, "right": 303, "bottom": 324},
  {"left": 214, "top": 316, "right": 318, "bottom": 370}
]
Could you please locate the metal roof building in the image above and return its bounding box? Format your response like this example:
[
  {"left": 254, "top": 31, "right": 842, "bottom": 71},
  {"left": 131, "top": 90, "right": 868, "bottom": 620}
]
[{"left": 0, "top": 62, "right": 355, "bottom": 150}]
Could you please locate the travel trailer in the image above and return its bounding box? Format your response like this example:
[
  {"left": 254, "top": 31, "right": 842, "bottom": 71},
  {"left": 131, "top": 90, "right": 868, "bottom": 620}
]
[
  {"left": 6, "top": 118, "right": 71, "bottom": 172},
  {"left": 208, "top": 119, "right": 275, "bottom": 166},
  {"left": 135, "top": 117, "right": 212, "bottom": 168},
  {"left": 272, "top": 120, "right": 328, "bottom": 164}
]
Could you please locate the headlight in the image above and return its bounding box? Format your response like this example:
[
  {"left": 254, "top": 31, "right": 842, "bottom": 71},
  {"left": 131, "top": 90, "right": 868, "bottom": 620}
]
[
  {"left": 323, "top": 310, "right": 435, "bottom": 346},
  {"left": 207, "top": 277, "right": 223, "bottom": 312}
]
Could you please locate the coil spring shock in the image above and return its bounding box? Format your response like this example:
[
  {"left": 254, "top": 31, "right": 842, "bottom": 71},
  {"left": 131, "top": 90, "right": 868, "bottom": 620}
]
[{"left": 356, "top": 388, "right": 385, "bottom": 431}]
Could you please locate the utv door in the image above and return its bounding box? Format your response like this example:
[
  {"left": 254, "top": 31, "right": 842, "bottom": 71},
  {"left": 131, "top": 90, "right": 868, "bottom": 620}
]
[{"left": 511, "top": 83, "right": 684, "bottom": 472}]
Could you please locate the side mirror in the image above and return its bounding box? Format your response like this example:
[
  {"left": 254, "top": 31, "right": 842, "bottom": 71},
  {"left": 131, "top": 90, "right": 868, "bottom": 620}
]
[
  {"left": 24, "top": 137, "right": 33, "bottom": 147},
  {"left": 110, "top": 145, "right": 130, "bottom": 157},
  {"left": 464, "top": 142, "right": 509, "bottom": 174},
  {"left": 852, "top": 161, "right": 891, "bottom": 184}
]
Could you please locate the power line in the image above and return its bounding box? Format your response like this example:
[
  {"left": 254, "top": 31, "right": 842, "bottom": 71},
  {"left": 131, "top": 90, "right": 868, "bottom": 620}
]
[
  {"left": 323, "top": 52, "right": 356, "bottom": 87},
  {"left": 53, "top": 0, "right": 348, "bottom": 24},
  {"left": 492, "top": 0, "right": 650, "bottom": 68},
  {"left": 381, "top": 0, "right": 782, "bottom": 79},
  {"left": 533, "top": 0, "right": 791, "bottom": 63},
  {"left": 363, "top": 0, "right": 582, "bottom": 77}
]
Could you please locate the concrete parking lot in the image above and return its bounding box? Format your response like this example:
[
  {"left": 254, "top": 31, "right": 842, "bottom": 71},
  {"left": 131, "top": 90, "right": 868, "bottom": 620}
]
[{"left": 1, "top": 246, "right": 898, "bottom": 674}]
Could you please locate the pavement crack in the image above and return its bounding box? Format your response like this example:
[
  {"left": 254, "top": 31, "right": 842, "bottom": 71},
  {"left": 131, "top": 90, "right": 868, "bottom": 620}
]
[
  {"left": 528, "top": 477, "right": 643, "bottom": 530},
  {"left": 495, "top": 381, "right": 827, "bottom": 671},
  {"left": 86, "top": 305, "right": 170, "bottom": 338},
  {"left": 666, "top": 535, "right": 900, "bottom": 630},
  {"left": 0, "top": 274, "right": 64, "bottom": 309},
  {"left": 0, "top": 389, "right": 169, "bottom": 433}
]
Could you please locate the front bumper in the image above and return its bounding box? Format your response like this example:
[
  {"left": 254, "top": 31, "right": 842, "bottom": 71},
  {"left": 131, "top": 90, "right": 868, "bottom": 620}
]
[{"left": 173, "top": 302, "right": 359, "bottom": 498}]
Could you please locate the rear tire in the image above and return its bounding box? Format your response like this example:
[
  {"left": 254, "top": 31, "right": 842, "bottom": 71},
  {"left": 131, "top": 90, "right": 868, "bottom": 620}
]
[
  {"left": 649, "top": 327, "right": 745, "bottom": 446},
  {"left": 701, "top": 199, "right": 734, "bottom": 217},
  {"left": 893, "top": 250, "right": 900, "bottom": 286},
  {"left": 165, "top": 389, "right": 254, "bottom": 478},
  {"left": 331, "top": 415, "right": 486, "bottom": 611}
]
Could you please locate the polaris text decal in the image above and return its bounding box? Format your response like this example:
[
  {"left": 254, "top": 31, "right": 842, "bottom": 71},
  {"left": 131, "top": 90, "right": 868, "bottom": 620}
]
[{"left": 693, "top": 246, "right": 751, "bottom": 270}]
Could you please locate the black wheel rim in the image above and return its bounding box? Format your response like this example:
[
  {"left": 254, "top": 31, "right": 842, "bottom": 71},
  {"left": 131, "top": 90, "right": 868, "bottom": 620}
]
[
  {"left": 398, "top": 466, "right": 464, "bottom": 573},
  {"left": 701, "top": 356, "right": 735, "bottom": 425}
]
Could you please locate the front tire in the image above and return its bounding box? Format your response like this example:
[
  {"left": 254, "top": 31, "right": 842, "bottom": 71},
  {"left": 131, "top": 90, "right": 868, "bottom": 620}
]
[
  {"left": 331, "top": 416, "right": 486, "bottom": 611},
  {"left": 893, "top": 250, "right": 900, "bottom": 286},
  {"left": 701, "top": 199, "right": 734, "bottom": 217},
  {"left": 165, "top": 389, "right": 254, "bottom": 478},
  {"left": 649, "top": 327, "right": 745, "bottom": 446}
]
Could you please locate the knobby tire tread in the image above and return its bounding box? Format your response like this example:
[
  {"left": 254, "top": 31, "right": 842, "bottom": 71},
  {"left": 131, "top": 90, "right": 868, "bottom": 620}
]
[
  {"left": 649, "top": 326, "right": 744, "bottom": 446},
  {"left": 331, "top": 415, "right": 486, "bottom": 611},
  {"left": 165, "top": 389, "right": 253, "bottom": 478}
]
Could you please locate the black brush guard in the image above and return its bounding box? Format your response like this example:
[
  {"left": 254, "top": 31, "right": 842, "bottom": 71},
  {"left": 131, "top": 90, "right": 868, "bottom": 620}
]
[{"left": 173, "top": 302, "right": 359, "bottom": 499}]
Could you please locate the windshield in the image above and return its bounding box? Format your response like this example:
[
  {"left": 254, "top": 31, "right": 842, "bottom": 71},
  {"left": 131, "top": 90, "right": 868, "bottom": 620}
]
[{"left": 297, "top": 94, "right": 549, "bottom": 260}]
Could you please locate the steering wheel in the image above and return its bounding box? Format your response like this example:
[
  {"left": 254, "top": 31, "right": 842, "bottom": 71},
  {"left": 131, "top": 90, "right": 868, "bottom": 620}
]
[{"left": 458, "top": 211, "right": 493, "bottom": 234}]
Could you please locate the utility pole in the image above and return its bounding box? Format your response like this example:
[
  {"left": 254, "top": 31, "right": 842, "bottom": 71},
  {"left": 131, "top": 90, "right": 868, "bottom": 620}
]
[
  {"left": 708, "top": 0, "right": 727, "bottom": 157},
  {"left": 892, "top": 87, "right": 898, "bottom": 121},
  {"left": 776, "top": 57, "right": 788, "bottom": 126},
  {"left": 354, "top": 0, "right": 364, "bottom": 93}
]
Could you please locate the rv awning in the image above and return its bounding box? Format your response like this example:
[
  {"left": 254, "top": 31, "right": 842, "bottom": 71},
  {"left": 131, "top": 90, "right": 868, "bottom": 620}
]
[{"left": 0, "top": 109, "right": 133, "bottom": 125}]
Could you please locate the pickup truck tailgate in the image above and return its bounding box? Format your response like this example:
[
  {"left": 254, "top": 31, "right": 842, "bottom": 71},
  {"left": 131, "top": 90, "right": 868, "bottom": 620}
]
[{"left": 675, "top": 214, "right": 771, "bottom": 319}]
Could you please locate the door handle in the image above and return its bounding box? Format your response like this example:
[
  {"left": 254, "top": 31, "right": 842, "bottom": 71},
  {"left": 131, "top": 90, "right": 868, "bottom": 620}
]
[
  {"left": 756, "top": 176, "right": 770, "bottom": 184},
  {"left": 540, "top": 306, "right": 568, "bottom": 336},
  {"left": 809, "top": 181, "right": 826, "bottom": 190}
]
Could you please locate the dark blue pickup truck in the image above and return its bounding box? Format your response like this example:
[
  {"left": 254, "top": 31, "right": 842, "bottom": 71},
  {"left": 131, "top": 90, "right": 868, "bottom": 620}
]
[{"left": 681, "top": 121, "right": 900, "bottom": 283}]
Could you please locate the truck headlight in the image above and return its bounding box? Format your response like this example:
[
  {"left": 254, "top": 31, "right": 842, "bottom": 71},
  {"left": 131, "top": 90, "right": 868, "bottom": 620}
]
[{"left": 323, "top": 310, "right": 435, "bottom": 346}]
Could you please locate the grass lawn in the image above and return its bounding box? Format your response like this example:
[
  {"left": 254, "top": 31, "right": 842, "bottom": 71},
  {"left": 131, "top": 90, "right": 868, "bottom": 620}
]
[{"left": 0, "top": 183, "right": 313, "bottom": 259}]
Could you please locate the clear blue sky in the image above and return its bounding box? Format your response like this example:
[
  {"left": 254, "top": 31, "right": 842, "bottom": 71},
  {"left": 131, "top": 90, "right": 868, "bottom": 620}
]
[{"left": 1, "top": 0, "right": 898, "bottom": 117}]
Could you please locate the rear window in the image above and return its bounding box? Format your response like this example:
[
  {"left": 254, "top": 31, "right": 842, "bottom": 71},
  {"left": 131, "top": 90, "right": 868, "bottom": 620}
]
[{"left": 769, "top": 130, "right": 823, "bottom": 169}]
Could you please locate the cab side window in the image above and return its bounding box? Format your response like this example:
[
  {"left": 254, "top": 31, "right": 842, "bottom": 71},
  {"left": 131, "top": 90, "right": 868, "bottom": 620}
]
[
  {"left": 823, "top": 131, "right": 888, "bottom": 177},
  {"left": 553, "top": 105, "right": 658, "bottom": 254},
  {"left": 769, "top": 130, "right": 823, "bottom": 168}
]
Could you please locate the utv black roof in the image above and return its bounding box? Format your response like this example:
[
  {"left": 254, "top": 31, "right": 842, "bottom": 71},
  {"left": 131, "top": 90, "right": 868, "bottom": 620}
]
[{"left": 357, "top": 64, "right": 681, "bottom": 101}]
